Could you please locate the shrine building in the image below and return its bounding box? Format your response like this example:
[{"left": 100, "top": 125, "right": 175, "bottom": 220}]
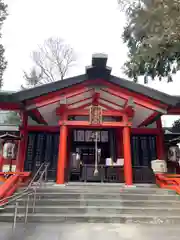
[{"left": 1, "top": 53, "right": 180, "bottom": 185}]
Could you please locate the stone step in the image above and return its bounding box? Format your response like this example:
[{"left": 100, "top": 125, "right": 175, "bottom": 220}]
[
  {"left": 25, "top": 187, "right": 176, "bottom": 195},
  {"left": 2, "top": 184, "right": 180, "bottom": 225},
  {"left": 0, "top": 212, "right": 180, "bottom": 224},
  {"left": 14, "top": 198, "right": 180, "bottom": 207},
  {"left": 65, "top": 183, "right": 157, "bottom": 187},
  {"left": 25, "top": 192, "right": 180, "bottom": 201},
  {"left": 18, "top": 183, "right": 156, "bottom": 189},
  {"left": 19, "top": 183, "right": 170, "bottom": 189},
  {"left": 4, "top": 205, "right": 180, "bottom": 216}
]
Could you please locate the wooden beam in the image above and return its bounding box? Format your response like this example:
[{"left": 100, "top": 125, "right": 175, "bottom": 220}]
[
  {"left": 124, "top": 107, "right": 135, "bottom": 119},
  {"left": 167, "top": 108, "right": 180, "bottom": 115},
  {"left": 0, "top": 103, "right": 22, "bottom": 110},
  {"left": 92, "top": 92, "right": 100, "bottom": 105},
  {"left": 59, "top": 120, "right": 131, "bottom": 128},
  {"left": 122, "top": 97, "right": 135, "bottom": 120},
  {"left": 131, "top": 128, "right": 160, "bottom": 135},
  {"left": 56, "top": 102, "right": 92, "bottom": 115},
  {"left": 100, "top": 97, "right": 123, "bottom": 109},
  {"left": 64, "top": 88, "right": 93, "bottom": 100},
  {"left": 98, "top": 101, "right": 120, "bottom": 111},
  {"left": 66, "top": 98, "right": 126, "bottom": 116},
  {"left": 95, "top": 79, "right": 167, "bottom": 112},
  {"left": 138, "top": 112, "right": 161, "bottom": 128},
  {"left": 28, "top": 109, "right": 48, "bottom": 125},
  {"left": 56, "top": 104, "right": 67, "bottom": 115},
  {"left": 123, "top": 97, "right": 135, "bottom": 108},
  {"left": 104, "top": 88, "right": 167, "bottom": 113},
  {"left": 67, "top": 97, "right": 92, "bottom": 109},
  {"left": 67, "top": 109, "right": 123, "bottom": 116},
  {"left": 69, "top": 102, "right": 92, "bottom": 111},
  {"left": 26, "top": 85, "right": 90, "bottom": 109},
  {"left": 27, "top": 126, "right": 59, "bottom": 132}
]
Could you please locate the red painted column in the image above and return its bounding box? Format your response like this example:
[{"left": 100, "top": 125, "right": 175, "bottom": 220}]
[
  {"left": 0, "top": 155, "right": 4, "bottom": 172},
  {"left": 156, "top": 118, "right": 165, "bottom": 159},
  {"left": 0, "top": 140, "right": 4, "bottom": 171},
  {"left": 123, "top": 116, "right": 133, "bottom": 185},
  {"left": 67, "top": 129, "right": 71, "bottom": 166},
  {"left": 65, "top": 128, "right": 71, "bottom": 182},
  {"left": 57, "top": 116, "right": 68, "bottom": 184},
  {"left": 16, "top": 112, "right": 28, "bottom": 171}
]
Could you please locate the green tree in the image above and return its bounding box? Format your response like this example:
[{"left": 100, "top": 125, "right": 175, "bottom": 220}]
[
  {"left": 21, "top": 67, "right": 43, "bottom": 89},
  {"left": 0, "top": 0, "right": 8, "bottom": 88},
  {"left": 119, "top": 0, "right": 180, "bottom": 83},
  {"left": 3, "top": 111, "right": 21, "bottom": 125},
  {"left": 171, "top": 118, "right": 180, "bottom": 133}
]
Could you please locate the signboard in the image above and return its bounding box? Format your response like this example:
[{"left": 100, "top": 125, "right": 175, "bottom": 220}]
[
  {"left": 73, "top": 130, "right": 108, "bottom": 143},
  {"left": 89, "top": 105, "right": 102, "bottom": 124}
]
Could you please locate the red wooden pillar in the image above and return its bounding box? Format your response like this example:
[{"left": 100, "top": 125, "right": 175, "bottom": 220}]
[
  {"left": 16, "top": 112, "right": 28, "bottom": 171},
  {"left": 156, "top": 118, "right": 165, "bottom": 159},
  {"left": 65, "top": 128, "right": 71, "bottom": 182},
  {"left": 0, "top": 155, "right": 4, "bottom": 172},
  {"left": 123, "top": 119, "right": 133, "bottom": 185},
  {"left": 57, "top": 116, "right": 68, "bottom": 184},
  {"left": 0, "top": 140, "right": 4, "bottom": 171}
]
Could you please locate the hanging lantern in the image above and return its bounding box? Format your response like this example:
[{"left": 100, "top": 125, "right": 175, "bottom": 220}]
[
  {"left": 0, "top": 133, "right": 21, "bottom": 172},
  {"left": 3, "top": 142, "right": 16, "bottom": 159},
  {"left": 168, "top": 145, "right": 180, "bottom": 163}
]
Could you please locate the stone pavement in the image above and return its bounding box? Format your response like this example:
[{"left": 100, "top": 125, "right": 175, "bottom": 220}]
[{"left": 0, "top": 223, "right": 180, "bottom": 240}]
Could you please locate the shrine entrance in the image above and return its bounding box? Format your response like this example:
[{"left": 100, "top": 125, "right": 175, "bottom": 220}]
[
  {"left": 68, "top": 128, "right": 122, "bottom": 183},
  {"left": 71, "top": 129, "right": 110, "bottom": 164},
  {"left": 0, "top": 53, "right": 172, "bottom": 186}
]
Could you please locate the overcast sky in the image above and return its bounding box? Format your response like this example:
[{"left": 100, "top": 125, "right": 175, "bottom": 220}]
[{"left": 2, "top": 0, "right": 180, "bottom": 126}]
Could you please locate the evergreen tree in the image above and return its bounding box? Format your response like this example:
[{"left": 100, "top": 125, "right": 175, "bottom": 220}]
[
  {"left": 3, "top": 111, "right": 21, "bottom": 125},
  {"left": 0, "top": 0, "right": 7, "bottom": 87},
  {"left": 21, "top": 67, "right": 42, "bottom": 89},
  {"left": 119, "top": 0, "right": 180, "bottom": 83},
  {"left": 172, "top": 119, "right": 180, "bottom": 133}
]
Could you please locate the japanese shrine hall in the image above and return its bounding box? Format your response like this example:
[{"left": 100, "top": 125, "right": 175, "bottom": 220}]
[{"left": 1, "top": 53, "right": 180, "bottom": 185}]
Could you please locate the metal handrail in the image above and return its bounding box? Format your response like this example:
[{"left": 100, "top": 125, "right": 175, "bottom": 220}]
[
  {"left": 0, "top": 162, "right": 46, "bottom": 206},
  {"left": 0, "top": 161, "right": 49, "bottom": 231}
]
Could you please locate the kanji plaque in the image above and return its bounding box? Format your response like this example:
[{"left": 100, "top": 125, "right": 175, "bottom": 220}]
[{"left": 89, "top": 105, "right": 102, "bottom": 124}]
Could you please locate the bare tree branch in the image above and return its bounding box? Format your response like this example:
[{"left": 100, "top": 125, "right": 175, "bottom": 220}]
[{"left": 23, "top": 37, "right": 76, "bottom": 88}]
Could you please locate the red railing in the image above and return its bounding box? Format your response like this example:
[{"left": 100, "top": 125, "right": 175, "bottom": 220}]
[
  {"left": 0, "top": 172, "right": 31, "bottom": 201},
  {"left": 156, "top": 173, "right": 180, "bottom": 194}
]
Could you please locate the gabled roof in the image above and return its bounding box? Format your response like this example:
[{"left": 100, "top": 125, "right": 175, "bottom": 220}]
[
  {"left": 108, "top": 75, "right": 178, "bottom": 106},
  {"left": 0, "top": 53, "right": 180, "bottom": 107},
  {"left": 0, "top": 132, "right": 21, "bottom": 140}
]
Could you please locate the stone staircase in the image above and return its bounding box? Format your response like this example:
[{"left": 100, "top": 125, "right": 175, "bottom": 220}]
[{"left": 1, "top": 183, "right": 180, "bottom": 224}]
